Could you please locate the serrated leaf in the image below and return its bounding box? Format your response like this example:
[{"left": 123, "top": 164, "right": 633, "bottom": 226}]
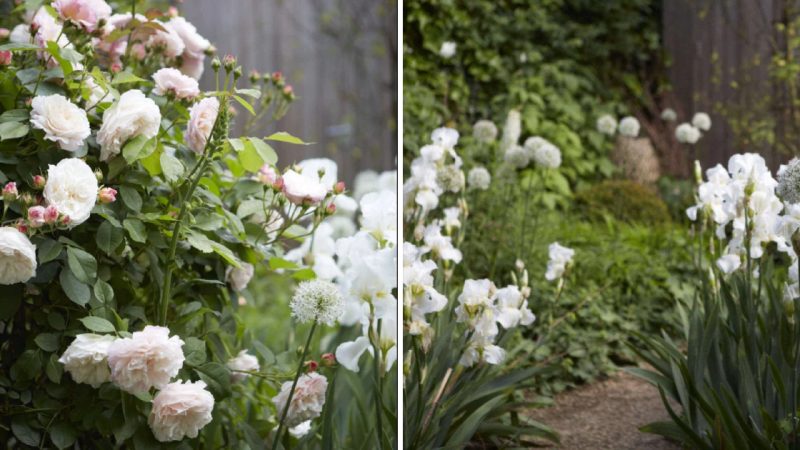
[
  {"left": 235, "top": 88, "right": 262, "bottom": 99},
  {"left": 160, "top": 151, "right": 184, "bottom": 182},
  {"left": 123, "top": 218, "right": 147, "bottom": 243},
  {"left": 119, "top": 185, "right": 143, "bottom": 212},
  {"left": 67, "top": 246, "right": 97, "bottom": 284},
  {"left": 186, "top": 232, "right": 214, "bottom": 253},
  {"left": 50, "top": 422, "right": 77, "bottom": 449},
  {"left": 183, "top": 337, "right": 207, "bottom": 366},
  {"left": 37, "top": 238, "right": 63, "bottom": 264},
  {"left": 79, "top": 316, "right": 116, "bottom": 333},
  {"left": 111, "top": 71, "right": 146, "bottom": 85},
  {"left": 96, "top": 221, "right": 124, "bottom": 255},
  {"left": 93, "top": 279, "right": 114, "bottom": 304},
  {"left": 60, "top": 269, "right": 90, "bottom": 305}
]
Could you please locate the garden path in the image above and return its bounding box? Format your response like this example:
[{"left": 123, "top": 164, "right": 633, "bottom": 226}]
[{"left": 526, "top": 368, "right": 680, "bottom": 450}]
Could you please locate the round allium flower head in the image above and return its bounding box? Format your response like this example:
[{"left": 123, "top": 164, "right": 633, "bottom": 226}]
[
  {"left": 618, "top": 116, "right": 640, "bottom": 137},
  {"left": 596, "top": 114, "right": 617, "bottom": 136},
  {"left": 661, "top": 108, "right": 677, "bottom": 121},
  {"left": 226, "top": 350, "right": 260, "bottom": 382},
  {"left": 186, "top": 97, "right": 220, "bottom": 154},
  {"left": 439, "top": 41, "right": 456, "bottom": 58},
  {"left": 472, "top": 120, "right": 498, "bottom": 143},
  {"left": 467, "top": 166, "right": 491, "bottom": 190},
  {"left": 58, "top": 333, "right": 116, "bottom": 388},
  {"left": 675, "top": 123, "right": 701, "bottom": 144},
  {"left": 97, "top": 90, "right": 161, "bottom": 161},
  {"left": 0, "top": 227, "right": 36, "bottom": 285},
  {"left": 290, "top": 279, "right": 344, "bottom": 326},
  {"left": 106, "top": 325, "right": 185, "bottom": 394},
  {"left": 436, "top": 165, "right": 465, "bottom": 193},
  {"left": 148, "top": 380, "right": 214, "bottom": 442},
  {"left": 532, "top": 143, "right": 562, "bottom": 169},
  {"left": 431, "top": 127, "right": 459, "bottom": 149},
  {"left": 44, "top": 158, "right": 98, "bottom": 228},
  {"left": 778, "top": 158, "right": 800, "bottom": 205},
  {"left": 272, "top": 372, "right": 328, "bottom": 427},
  {"left": 692, "top": 112, "right": 712, "bottom": 131},
  {"left": 504, "top": 145, "right": 529, "bottom": 169},
  {"left": 30, "top": 94, "right": 91, "bottom": 152},
  {"left": 152, "top": 68, "right": 200, "bottom": 100}
]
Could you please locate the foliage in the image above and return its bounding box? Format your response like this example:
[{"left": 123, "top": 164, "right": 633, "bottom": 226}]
[
  {"left": 574, "top": 180, "right": 671, "bottom": 225},
  {"left": 404, "top": 0, "right": 663, "bottom": 188}
]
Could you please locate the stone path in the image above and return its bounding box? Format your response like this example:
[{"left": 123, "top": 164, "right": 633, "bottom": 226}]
[{"left": 525, "top": 368, "right": 681, "bottom": 450}]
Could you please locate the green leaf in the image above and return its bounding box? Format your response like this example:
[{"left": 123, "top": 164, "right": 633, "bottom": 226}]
[
  {"left": 0, "top": 121, "right": 29, "bottom": 140},
  {"left": 0, "top": 43, "right": 40, "bottom": 51},
  {"left": 11, "top": 420, "right": 40, "bottom": 447},
  {"left": 67, "top": 247, "right": 97, "bottom": 284},
  {"left": 45, "top": 353, "right": 62, "bottom": 383},
  {"left": 292, "top": 268, "right": 317, "bottom": 280},
  {"left": 119, "top": 185, "right": 143, "bottom": 212},
  {"left": 228, "top": 138, "right": 245, "bottom": 152},
  {"left": 37, "top": 238, "right": 63, "bottom": 264},
  {"left": 160, "top": 151, "right": 184, "bottom": 183},
  {"left": 111, "top": 71, "right": 146, "bottom": 85},
  {"left": 122, "top": 135, "right": 157, "bottom": 164},
  {"left": 93, "top": 279, "right": 114, "bottom": 304},
  {"left": 34, "top": 333, "right": 60, "bottom": 352},
  {"left": 140, "top": 148, "right": 162, "bottom": 176},
  {"left": 96, "top": 221, "right": 124, "bottom": 255},
  {"left": 183, "top": 337, "right": 207, "bottom": 366},
  {"left": 186, "top": 232, "right": 214, "bottom": 253},
  {"left": 194, "top": 362, "right": 232, "bottom": 399},
  {"left": 79, "top": 316, "right": 116, "bottom": 333},
  {"left": 269, "top": 257, "right": 298, "bottom": 270},
  {"left": 0, "top": 109, "right": 29, "bottom": 123},
  {"left": 123, "top": 218, "right": 147, "bottom": 243},
  {"left": 235, "top": 88, "right": 262, "bottom": 99},
  {"left": 238, "top": 142, "right": 266, "bottom": 172},
  {"left": 232, "top": 95, "right": 256, "bottom": 115},
  {"left": 50, "top": 422, "right": 77, "bottom": 449},
  {"left": 265, "top": 131, "right": 310, "bottom": 145},
  {"left": 60, "top": 269, "right": 90, "bottom": 306}
]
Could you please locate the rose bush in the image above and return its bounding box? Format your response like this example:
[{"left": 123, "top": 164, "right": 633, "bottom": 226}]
[{"left": 0, "top": 1, "right": 396, "bottom": 449}]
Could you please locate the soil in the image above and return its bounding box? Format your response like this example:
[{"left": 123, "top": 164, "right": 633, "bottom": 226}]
[{"left": 525, "top": 368, "right": 681, "bottom": 450}]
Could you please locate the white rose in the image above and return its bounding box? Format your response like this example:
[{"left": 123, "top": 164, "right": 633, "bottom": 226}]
[
  {"left": 298, "top": 158, "right": 338, "bottom": 190},
  {"left": 186, "top": 97, "right": 219, "bottom": 154},
  {"left": 146, "top": 22, "right": 186, "bottom": 59},
  {"left": 289, "top": 421, "right": 312, "bottom": 438},
  {"left": 618, "top": 116, "right": 640, "bottom": 137},
  {"left": 53, "top": 0, "right": 112, "bottom": 32},
  {"left": 167, "top": 17, "right": 211, "bottom": 58},
  {"left": 180, "top": 54, "right": 206, "bottom": 80},
  {"left": 106, "top": 325, "right": 185, "bottom": 394},
  {"left": 226, "top": 350, "right": 260, "bottom": 382},
  {"left": 58, "top": 333, "right": 116, "bottom": 388},
  {"left": 0, "top": 227, "right": 37, "bottom": 285},
  {"left": 225, "top": 262, "right": 254, "bottom": 292},
  {"left": 44, "top": 158, "right": 98, "bottom": 227},
  {"left": 30, "top": 94, "right": 91, "bottom": 152},
  {"left": 152, "top": 68, "right": 200, "bottom": 100},
  {"left": 272, "top": 372, "right": 328, "bottom": 427},
  {"left": 148, "top": 380, "right": 214, "bottom": 442},
  {"left": 96, "top": 90, "right": 161, "bottom": 161},
  {"left": 281, "top": 170, "right": 328, "bottom": 205}
]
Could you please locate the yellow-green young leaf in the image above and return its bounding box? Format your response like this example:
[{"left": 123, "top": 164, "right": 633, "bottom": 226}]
[
  {"left": 210, "top": 242, "right": 241, "bottom": 267},
  {"left": 246, "top": 137, "right": 278, "bottom": 165},
  {"left": 292, "top": 268, "right": 317, "bottom": 280},
  {"left": 269, "top": 257, "right": 298, "bottom": 270},
  {"left": 79, "top": 316, "right": 116, "bottom": 333},
  {"left": 122, "top": 135, "right": 157, "bottom": 164},
  {"left": 111, "top": 71, "right": 146, "bottom": 85},
  {"left": 265, "top": 131, "right": 310, "bottom": 145},
  {"left": 228, "top": 138, "right": 245, "bottom": 152},
  {"left": 238, "top": 143, "right": 265, "bottom": 172},
  {"left": 140, "top": 147, "right": 162, "bottom": 176},
  {"left": 232, "top": 95, "right": 256, "bottom": 115}
]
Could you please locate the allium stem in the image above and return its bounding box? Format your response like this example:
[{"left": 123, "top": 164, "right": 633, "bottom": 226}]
[{"left": 272, "top": 320, "right": 317, "bottom": 449}]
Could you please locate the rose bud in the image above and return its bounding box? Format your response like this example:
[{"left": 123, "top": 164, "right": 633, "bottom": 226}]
[
  {"left": 211, "top": 57, "right": 221, "bottom": 71},
  {"left": 0, "top": 51, "right": 11, "bottom": 66},
  {"left": 222, "top": 54, "right": 236, "bottom": 71},
  {"left": 334, "top": 181, "right": 345, "bottom": 195},
  {"left": 44, "top": 205, "right": 58, "bottom": 224},
  {"left": 249, "top": 70, "right": 261, "bottom": 84},
  {"left": 167, "top": 6, "right": 179, "bottom": 17},
  {"left": 110, "top": 62, "right": 122, "bottom": 73},
  {"left": 32, "top": 175, "right": 46, "bottom": 189},
  {"left": 304, "top": 360, "right": 319, "bottom": 373},
  {"left": 16, "top": 220, "right": 28, "bottom": 233},
  {"left": 59, "top": 215, "right": 71, "bottom": 226},
  {"left": 27, "top": 206, "right": 45, "bottom": 228},
  {"left": 325, "top": 203, "right": 336, "bottom": 215},
  {"left": 321, "top": 353, "right": 336, "bottom": 367},
  {"left": 257, "top": 164, "right": 277, "bottom": 186},
  {"left": 272, "top": 177, "right": 284, "bottom": 192},
  {"left": 98, "top": 187, "right": 117, "bottom": 204},
  {"left": 0, "top": 28, "right": 10, "bottom": 39},
  {"left": 2, "top": 181, "right": 18, "bottom": 201}
]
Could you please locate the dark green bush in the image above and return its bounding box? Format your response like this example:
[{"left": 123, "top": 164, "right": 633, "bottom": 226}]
[{"left": 574, "top": 180, "right": 671, "bottom": 225}]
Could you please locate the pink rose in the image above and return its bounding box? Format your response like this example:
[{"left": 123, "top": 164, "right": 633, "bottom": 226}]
[
  {"left": 257, "top": 164, "right": 278, "bottom": 186},
  {"left": 152, "top": 68, "right": 199, "bottom": 100},
  {"left": 98, "top": 187, "right": 117, "bottom": 204},
  {"left": 53, "top": 0, "right": 112, "bottom": 32},
  {"left": 0, "top": 51, "right": 11, "bottom": 66},
  {"left": 44, "top": 205, "right": 59, "bottom": 224},
  {"left": 185, "top": 97, "right": 219, "bottom": 154},
  {"left": 281, "top": 170, "right": 328, "bottom": 206}
]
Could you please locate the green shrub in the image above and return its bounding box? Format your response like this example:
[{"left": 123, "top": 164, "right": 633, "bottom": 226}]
[{"left": 574, "top": 180, "right": 671, "bottom": 225}]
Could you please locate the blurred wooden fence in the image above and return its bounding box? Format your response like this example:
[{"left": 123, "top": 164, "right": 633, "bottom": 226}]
[
  {"left": 180, "top": 0, "right": 398, "bottom": 184},
  {"left": 663, "top": 0, "right": 785, "bottom": 170}
]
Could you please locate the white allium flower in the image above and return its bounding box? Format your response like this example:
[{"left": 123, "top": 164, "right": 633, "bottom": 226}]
[
  {"left": 778, "top": 158, "right": 800, "bottom": 204},
  {"left": 0, "top": 227, "right": 37, "bottom": 285},
  {"left": 436, "top": 165, "right": 465, "bottom": 193},
  {"left": 186, "top": 97, "right": 219, "bottom": 154},
  {"left": 472, "top": 120, "right": 498, "bottom": 143},
  {"left": 504, "top": 145, "right": 529, "bottom": 169},
  {"left": 152, "top": 68, "right": 200, "bottom": 99},
  {"left": 545, "top": 242, "right": 574, "bottom": 281},
  {"left": 97, "top": 89, "right": 161, "bottom": 161},
  {"left": 226, "top": 350, "right": 260, "bottom": 382},
  {"left": 661, "top": 108, "right": 677, "bottom": 121},
  {"left": 44, "top": 158, "right": 98, "bottom": 227},
  {"left": 716, "top": 254, "right": 741, "bottom": 274},
  {"left": 523, "top": 136, "right": 549, "bottom": 154},
  {"left": 148, "top": 380, "right": 214, "bottom": 442},
  {"left": 106, "top": 325, "right": 185, "bottom": 394},
  {"left": 596, "top": 114, "right": 617, "bottom": 135},
  {"left": 290, "top": 279, "right": 344, "bottom": 326},
  {"left": 692, "top": 112, "right": 712, "bottom": 131},
  {"left": 431, "top": 127, "right": 459, "bottom": 149},
  {"left": 532, "top": 143, "right": 562, "bottom": 169},
  {"left": 273, "top": 372, "right": 328, "bottom": 427},
  {"left": 225, "top": 262, "right": 254, "bottom": 292},
  {"left": 58, "top": 333, "right": 116, "bottom": 388},
  {"left": 289, "top": 421, "right": 312, "bottom": 438},
  {"left": 467, "top": 166, "right": 491, "bottom": 190},
  {"left": 439, "top": 41, "right": 456, "bottom": 58},
  {"left": 30, "top": 94, "right": 90, "bottom": 152},
  {"left": 618, "top": 116, "right": 640, "bottom": 137},
  {"left": 675, "top": 123, "right": 701, "bottom": 144},
  {"left": 282, "top": 169, "right": 329, "bottom": 205},
  {"left": 501, "top": 110, "right": 522, "bottom": 150}
]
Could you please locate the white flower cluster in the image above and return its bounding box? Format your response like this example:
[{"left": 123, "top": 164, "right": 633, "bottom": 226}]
[
  {"left": 58, "top": 325, "right": 215, "bottom": 442},
  {"left": 687, "top": 153, "right": 798, "bottom": 275},
  {"left": 545, "top": 242, "right": 574, "bottom": 281},
  {"left": 496, "top": 111, "right": 562, "bottom": 171},
  {"left": 404, "top": 127, "right": 463, "bottom": 216},
  {"left": 472, "top": 120, "right": 498, "bottom": 143},
  {"left": 596, "top": 114, "right": 640, "bottom": 138},
  {"left": 675, "top": 112, "right": 711, "bottom": 144}
]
